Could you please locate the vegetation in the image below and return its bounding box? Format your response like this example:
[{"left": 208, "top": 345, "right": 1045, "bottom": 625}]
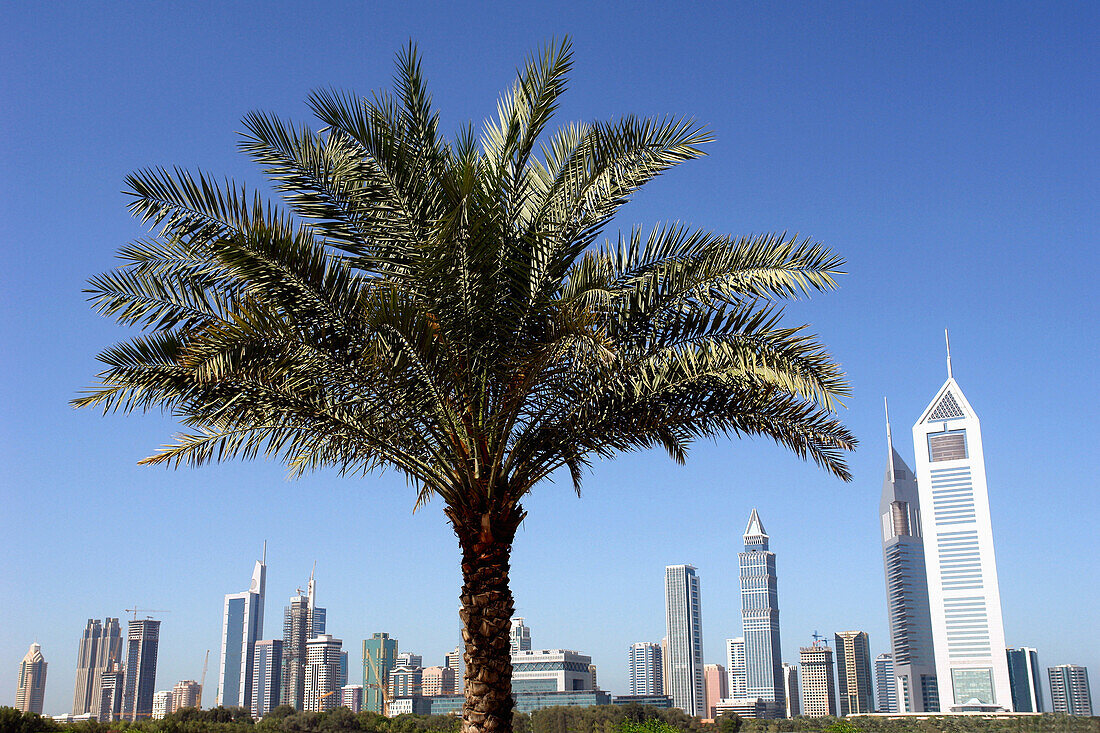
[{"left": 75, "top": 39, "right": 856, "bottom": 733}]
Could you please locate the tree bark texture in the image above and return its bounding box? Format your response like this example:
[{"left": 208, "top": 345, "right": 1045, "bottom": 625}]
[{"left": 453, "top": 505, "right": 522, "bottom": 733}]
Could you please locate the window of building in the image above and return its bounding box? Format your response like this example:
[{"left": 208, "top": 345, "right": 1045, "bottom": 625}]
[{"left": 929, "top": 430, "right": 968, "bottom": 462}]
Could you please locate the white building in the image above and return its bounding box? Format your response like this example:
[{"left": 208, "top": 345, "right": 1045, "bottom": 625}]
[
  {"left": 629, "top": 642, "right": 663, "bottom": 695},
  {"left": 511, "top": 649, "right": 593, "bottom": 693},
  {"left": 304, "top": 634, "right": 343, "bottom": 712},
  {"left": 217, "top": 553, "right": 266, "bottom": 709},
  {"left": 340, "top": 684, "right": 363, "bottom": 712},
  {"left": 510, "top": 618, "right": 532, "bottom": 655},
  {"left": 152, "top": 690, "right": 173, "bottom": 719},
  {"left": 875, "top": 653, "right": 898, "bottom": 713},
  {"left": 725, "top": 638, "right": 746, "bottom": 697},
  {"left": 664, "top": 564, "right": 704, "bottom": 716},
  {"left": 912, "top": 336, "right": 1012, "bottom": 712}
]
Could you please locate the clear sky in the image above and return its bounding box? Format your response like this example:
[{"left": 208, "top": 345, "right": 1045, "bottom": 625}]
[{"left": 2, "top": 0, "right": 1097, "bottom": 716}]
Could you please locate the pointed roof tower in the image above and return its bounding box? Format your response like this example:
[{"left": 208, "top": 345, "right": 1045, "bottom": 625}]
[
  {"left": 916, "top": 329, "right": 977, "bottom": 426},
  {"left": 744, "top": 508, "right": 769, "bottom": 551}
]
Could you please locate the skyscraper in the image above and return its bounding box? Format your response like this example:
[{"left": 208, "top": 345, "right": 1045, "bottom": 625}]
[
  {"left": 97, "top": 664, "right": 124, "bottom": 722},
  {"left": 152, "top": 690, "right": 173, "bottom": 719},
  {"left": 799, "top": 642, "right": 837, "bottom": 717},
  {"left": 304, "top": 634, "right": 343, "bottom": 712},
  {"left": 879, "top": 400, "right": 939, "bottom": 712},
  {"left": 422, "top": 666, "right": 456, "bottom": 696},
  {"left": 664, "top": 564, "right": 704, "bottom": 716},
  {"left": 1006, "top": 648, "right": 1043, "bottom": 713},
  {"left": 281, "top": 568, "right": 327, "bottom": 710},
  {"left": 72, "top": 617, "right": 123, "bottom": 717},
  {"left": 1049, "top": 665, "right": 1092, "bottom": 716},
  {"left": 912, "top": 335, "right": 1012, "bottom": 712},
  {"left": 172, "top": 680, "right": 201, "bottom": 712},
  {"left": 875, "top": 653, "right": 898, "bottom": 713},
  {"left": 16, "top": 643, "right": 47, "bottom": 714},
  {"left": 629, "top": 642, "right": 663, "bottom": 696},
  {"left": 739, "top": 510, "right": 784, "bottom": 714},
  {"left": 122, "top": 618, "right": 161, "bottom": 721},
  {"left": 782, "top": 664, "right": 800, "bottom": 718},
  {"left": 725, "top": 638, "right": 746, "bottom": 697},
  {"left": 217, "top": 552, "right": 266, "bottom": 709},
  {"left": 251, "top": 639, "right": 283, "bottom": 718},
  {"left": 703, "top": 664, "right": 727, "bottom": 719},
  {"left": 363, "top": 632, "right": 398, "bottom": 714},
  {"left": 510, "top": 618, "right": 532, "bottom": 655},
  {"left": 835, "top": 631, "right": 874, "bottom": 716}
]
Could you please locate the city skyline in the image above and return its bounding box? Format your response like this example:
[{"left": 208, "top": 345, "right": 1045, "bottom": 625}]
[{"left": 2, "top": 2, "right": 1097, "bottom": 716}]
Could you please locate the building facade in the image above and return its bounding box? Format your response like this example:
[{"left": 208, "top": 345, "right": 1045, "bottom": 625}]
[
  {"left": 510, "top": 618, "right": 532, "bottom": 655},
  {"left": 875, "top": 653, "right": 898, "bottom": 713},
  {"left": 912, "top": 342, "right": 1012, "bottom": 711},
  {"left": 72, "top": 617, "right": 123, "bottom": 717},
  {"left": 782, "top": 663, "right": 800, "bottom": 718},
  {"left": 98, "top": 664, "right": 124, "bottom": 722},
  {"left": 799, "top": 643, "right": 837, "bottom": 717},
  {"left": 16, "top": 643, "right": 47, "bottom": 714},
  {"left": 363, "top": 632, "right": 398, "bottom": 714},
  {"left": 835, "top": 631, "right": 874, "bottom": 716},
  {"left": 739, "top": 510, "right": 784, "bottom": 714},
  {"left": 122, "top": 618, "right": 161, "bottom": 721},
  {"left": 152, "top": 690, "right": 172, "bottom": 719},
  {"left": 217, "top": 556, "right": 266, "bottom": 709},
  {"left": 1006, "top": 648, "right": 1043, "bottom": 713},
  {"left": 1049, "top": 665, "right": 1092, "bottom": 716},
  {"left": 422, "top": 666, "right": 456, "bottom": 696},
  {"left": 304, "top": 635, "right": 343, "bottom": 712},
  {"left": 629, "top": 642, "right": 663, "bottom": 696},
  {"left": 389, "top": 665, "right": 423, "bottom": 697},
  {"left": 664, "top": 564, "right": 704, "bottom": 716},
  {"left": 879, "top": 402, "right": 939, "bottom": 712},
  {"left": 340, "top": 684, "right": 363, "bottom": 712},
  {"left": 511, "top": 649, "right": 593, "bottom": 693},
  {"left": 725, "top": 638, "right": 746, "bottom": 697},
  {"left": 172, "top": 680, "right": 201, "bottom": 712},
  {"left": 251, "top": 639, "right": 282, "bottom": 718},
  {"left": 703, "top": 664, "right": 727, "bottom": 719}
]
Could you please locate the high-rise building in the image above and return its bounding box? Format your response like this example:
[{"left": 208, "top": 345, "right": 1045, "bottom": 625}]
[
  {"left": 304, "top": 635, "right": 343, "bottom": 712},
  {"left": 16, "top": 643, "right": 47, "bottom": 714},
  {"left": 782, "top": 664, "right": 800, "bottom": 718},
  {"left": 799, "top": 642, "right": 837, "bottom": 717},
  {"left": 912, "top": 336, "right": 1012, "bottom": 712},
  {"left": 879, "top": 401, "right": 939, "bottom": 713},
  {"left": 251, "top": 639, "right": 283, "bottom": 718},
  {"left": 363, "top": 633, "right": 398, "bottom": 714},
  {"left": 281, "top": 570, "right": 327, "bottom": 711},
  {"left": 1049, "top": 665, "right": 1092, "bottom": 716},
  {"left": 422, "top": 666, "right": 456, "bottom": 696},
  {"left": 341, "top": 684, "right": 363, "bottom": 712},
  {"left": 664, "top": 564, "right": 704, "bottom": 716},
  {"left": 122, "top": 618, "right": 161, "bottom": 721},
  {"left": 152, "top": 690, "right": 173, "bottom": 719},
  {"left": 172, "top": 680, "right": 201, "bottom": 712},
  {"left": 703, "top": 664, "right": 727, "bottom": 719},
  {"left": 660, "top": 637, "right": 670, "bottom": 697},
  {"left": 725, "top": 638, "right": 746, "bottom": 697},
  {"left": 875, "top": 653, "right": 898, "bottom": 713},
  {"left": 339, "top": 651, "right": 349, "bottom": 688},
  {"left": 396, "top": 652, "right": 422, "bottom": 670},
  {"left": 629, "top": 642, "right": 663, "bottom": 696},
  {"left": 72, "top": 617, "right": 123, "bottom": 717},
  {"left": 510, "top": 618, "right": 532, "bottom": 655},
  {"left": 739, "top": 510, "right": 784, "bottom": 714},
  {"left": 835, "top": 631, "right": 874, "bottom": 716},
  {"left": 390, "top": 665, "right": 423, "bottom": 697},
  {"left": 445, "top": 646, "right": 464, "bottom": 691},
  {"left": 98, "top": 664, "right": 125, "bottom": 722},
  {"left": 1006, "top": 648, "right": 1043, "bottom": 713},
  {"left": 511, "top": 649, "right": 593, "bottom": 693},
  {"left": 217, "top": 553, "right": 266, "bottom": 709}
]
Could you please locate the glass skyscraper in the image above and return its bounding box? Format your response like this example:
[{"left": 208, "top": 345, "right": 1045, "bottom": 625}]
[
  {"left": 363, "top": 632, "right": 398, "bottom": 714},
  {"left": 1006, "top": 647, "right": 1043, "bottom": 712},
  {"left": 739, "top": 509, "right": 784, "bottom": 715},
  {"left": 122, "top": 618, "right": 161, "bottom": 721},
  {"left": 835, "top": 631, "right": 874, "bottom": 715},
  {"left": 664, "top": 564, "right": 703, "bottom": 716},
  {"left": 874, "top": 653, "right": 898, "bottom": 713},
  {"left": 217, "top": 553, "right": 266, "bottom": 709}
]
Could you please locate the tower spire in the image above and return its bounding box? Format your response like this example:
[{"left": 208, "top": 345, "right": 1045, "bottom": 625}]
[
  {"left": 885, "top": 396, "right": 894, "bottom": 481},
  {"left": 945, "top": 328, "right": 953, "bottom": 379}
]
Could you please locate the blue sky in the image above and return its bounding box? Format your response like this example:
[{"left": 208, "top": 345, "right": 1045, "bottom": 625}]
[{"left": 2, "top": 1, "right": 1097, "bottom": 715}]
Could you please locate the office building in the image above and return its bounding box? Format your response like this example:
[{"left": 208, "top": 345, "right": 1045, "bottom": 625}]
[
  {"left": 912, "top": 337, "right": 1012, "bottom": 711},
  {"left": 281, "top": 570, "right": 326, "bottom": 711},
  {"left": 16, "top": 643, "right": 47, "bottom": 714},
  {"left": 122, "top": 618, "right": 161, "bottom": 721},
  {"left": 340, "top": 684, "right": 363, "bottom": 712},
  {"left": 629, "top": 642, "right": 663, "bottom": 696},
  {"left": 251, "top": 639, "right": 282, "bottom": 718},
  {"left": 660, "top": 638, "right": 670, "bottom": 699},
  {"left": 152, "top": 690, "right": 172, "bottom": 719},
  {"left": 714, "top": 698, "right": 771, "bottom": 720},
  {"left": 396, "top": 652, "right": 422, "bottom": 670},
  {"left": 879, "top": 401, "right": 939, "bottom": 712},
  {"left": 390, "top": 665, "right": 423, "bottom": 697},
  {"left": 98, "top": 664, "right": 124, "bottom": 722},
  {"left": 783, "top": 664, "right": 800, "bottom": 718},
  {"left": 422, "top": 666, "right": 456, "bottom": 696},
  {"left": 444, "top": 646, "right": 464, "bottom": 691},
  {"left": 664, "top": 564, "right": 704, "bottom": 715},
  {"left": 72, "top": 617, "right": 123, "bottom": 717},
  {"left": 739, "top": 510, "right": 784, "bottom": 714},
  {"left": 304, "top": 635, "right": 343, "bottom": 712},
  {"left": 172, "top": 680, "right": 201, "bottom": 712},
  {"left": 217, "top": 553, "right": 266, "bottom": 709},
  {"left": 875, "top": 653, "right": 898, "bottom": 713},
  {"left": 613, "top": 695, "right": 672, "bottom": 708},
  {"left": 339, "top": 651, "right": 349, "bottom": 688},
  {"left": 512, "top": 649, "right": 593, "bottom": 693},
  {"left": 704, "top": 664, "right": 727, "bottom": 719},
  {"left": 511, "top": 618, "right": 532, "bottom": 655},
  {"left": 1006, "top": 648, "right": 1043, "bottom": 713},
  {"left": 725, "top": 638, "right": 746, "bottom": 697},
  {"left": 799, "top": 643, "right": 837, "bottom": 717},
  {"left": 363, "top": 633, "right": 398, "bottom": 714},
  {"left": 589, "top": 664, "right": 599, "bottom": 690},
  {"left": 1049, "top": 665, "right": 1092, "bottom": 716},
  {"left": 835, "top": 631, "right": 874, "bottom": 716}
]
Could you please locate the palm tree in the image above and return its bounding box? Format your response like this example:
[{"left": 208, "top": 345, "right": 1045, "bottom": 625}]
[{"left": 75, "top": 39, "right": 855, "bottom": 733}]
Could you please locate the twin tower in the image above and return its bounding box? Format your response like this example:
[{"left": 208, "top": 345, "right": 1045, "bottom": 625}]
[{"left": 880, "top": 336, "right": 1013, "bottom": 712}]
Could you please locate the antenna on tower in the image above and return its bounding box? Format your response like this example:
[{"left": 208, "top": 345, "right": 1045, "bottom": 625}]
[
  {"left": 945, "top": 328, "right": 953, "bottom": 379},
  {"left": 885, "top": 396, "right": 894, "bottom": 481},
  {"left": 262, "top": 540, "right": 267, "bottom": 564}
]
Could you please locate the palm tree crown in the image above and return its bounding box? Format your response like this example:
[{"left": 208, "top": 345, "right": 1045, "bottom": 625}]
[{"left": 76, "top": 39, "right": 855, "bottom": 733}]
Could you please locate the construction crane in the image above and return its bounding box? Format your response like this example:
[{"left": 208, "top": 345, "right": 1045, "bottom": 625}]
[
  {"left": 198, "top": 650, "right": 209, "bottom": 709},
  {"left": 124, "top": 607, "right": 171, "bottom": 621}
]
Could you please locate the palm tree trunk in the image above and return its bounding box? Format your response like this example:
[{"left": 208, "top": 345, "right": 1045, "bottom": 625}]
[{"left": 453, "top": 506, "right": 522, "bottom": 733}]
